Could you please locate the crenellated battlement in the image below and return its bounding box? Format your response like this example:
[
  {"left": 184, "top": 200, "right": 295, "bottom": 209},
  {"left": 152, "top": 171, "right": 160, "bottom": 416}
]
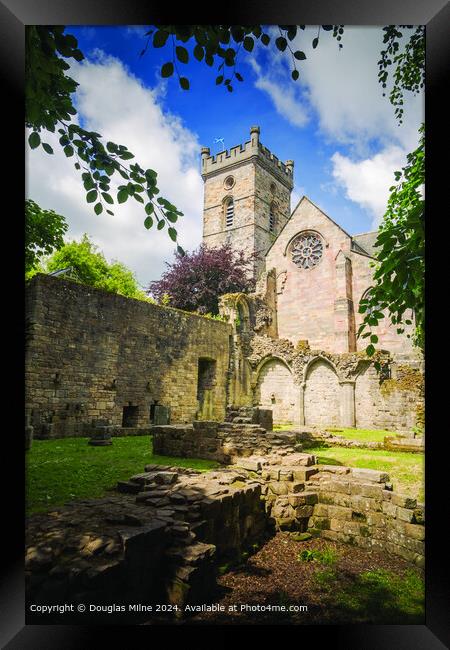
[{"left": 201, "top": 126, "right": 294, "bottom": 188}]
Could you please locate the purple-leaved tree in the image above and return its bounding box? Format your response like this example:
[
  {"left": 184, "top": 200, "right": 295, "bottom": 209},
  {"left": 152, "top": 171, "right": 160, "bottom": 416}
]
[{"left": 148, "top": 243, "right": 255, "bottom": 315}]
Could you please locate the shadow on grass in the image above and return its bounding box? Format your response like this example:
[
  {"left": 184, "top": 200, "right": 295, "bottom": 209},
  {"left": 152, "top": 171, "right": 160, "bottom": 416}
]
[{"left": 314, "top": 567, "right": 424, "bottom": 624}]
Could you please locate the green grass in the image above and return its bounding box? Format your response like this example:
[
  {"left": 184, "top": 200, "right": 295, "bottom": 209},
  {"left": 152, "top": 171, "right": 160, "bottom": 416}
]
[
  {"left": 298, "top": 546, "right": 337, "bottom": 565},
  {"left": 314, "top": 567, "right": 424, "bottom": 624},
  {"left": 26, "top": 436, "right": 219, "bottom": 515},
  {"left": 308, "top": 444, "right": 424, "bottom": 502},
  {"left": 274, "top": 424, "right": 397, "bottom": 442},
  {"left": 324, "top": 427, "right": 397, "bottom": 442}
]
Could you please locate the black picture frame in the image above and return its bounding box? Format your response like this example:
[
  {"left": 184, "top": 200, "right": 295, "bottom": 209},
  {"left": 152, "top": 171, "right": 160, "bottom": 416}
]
[{"left": 3, "top": 0, "right": 449, "bottom": 646}]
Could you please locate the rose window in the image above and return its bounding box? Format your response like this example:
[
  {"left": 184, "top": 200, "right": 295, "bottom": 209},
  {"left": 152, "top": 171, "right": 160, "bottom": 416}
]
[{"left": 291, "top": 233, "right": 323, "bottom": 269}]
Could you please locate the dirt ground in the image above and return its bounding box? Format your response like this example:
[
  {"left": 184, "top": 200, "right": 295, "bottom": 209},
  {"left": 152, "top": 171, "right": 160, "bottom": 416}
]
[{"left": 181, "top": 533, "right": 424, "bottom": 626}]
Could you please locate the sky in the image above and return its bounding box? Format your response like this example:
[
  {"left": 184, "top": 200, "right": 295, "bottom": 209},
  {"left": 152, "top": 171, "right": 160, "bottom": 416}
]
[{"left": 26, "top": 25, "right": 424, "bottom": 288}]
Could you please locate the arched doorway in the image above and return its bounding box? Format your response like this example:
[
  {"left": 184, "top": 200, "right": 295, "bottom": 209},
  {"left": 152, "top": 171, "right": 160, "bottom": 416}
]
[
  {"left": 304, "top": 358, "right": 341, "bottom": 427},
  {"left": 255, "top": 358, "right": 298, "bottom": 425}
]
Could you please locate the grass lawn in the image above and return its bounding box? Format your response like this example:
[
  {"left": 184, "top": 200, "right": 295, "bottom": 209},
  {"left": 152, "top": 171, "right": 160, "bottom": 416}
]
[
  {"left": 306, "top": 444, "right": 424, "bottom": 502},
  {"left": 323, "top": 427, "right": 397, "bottom": 442},
  {"left": 274, "top": 424, "right": 397, "bottom": 443},
  {"left": 26, "top": 436, "right": 219, "bottom": 515}
]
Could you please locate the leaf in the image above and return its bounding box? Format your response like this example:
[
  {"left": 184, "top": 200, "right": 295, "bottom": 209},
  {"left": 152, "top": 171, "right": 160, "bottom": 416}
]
[
  {"left": 177, "top": 244, "right": 185, "bottom": 256},
  {"left": 193, "top": 44, "right": 204, "bottom": 61},
  {"left": 94, "top": 202, "right": 103, "bottom": 215},
  {"left": 120, "top": 151, "right": 134, "bottom": 160},
  {"left": 275, "top": 36, "right": 287, "bottom": 52},
  {"left": 86, "top": 189, "right": 98, "bottom": 203},
  {"left": 144, "top": 216, "right": 153, "bottom": 229},
  {"left": 312, "top": 37, "right": 319, "bottom": 49},
  {"left": 64, "top": 145, "right": 74, "bottom": 157},
  {"left": 292, "top": 70, "right": 299, "bottom": 81},
  {"left": 243, "top": 36, "right": 254, "bottom": 52},
  {"left": 161, "top": 62, "right": 174, "bottom": 78},
  {"left": 28, "top": 132, "right": 41, "bottom": 149},
  {"left": 153, "top": 30, "right": 169, "bottom": 48},
  {"left": 261, "top": 33, "right": 270, "bottom": 46},
  {"left": 216, "top": 75, "right": 224, "bottom": 85},
  {"left": 179, "top": 77, "right": 190, "bottom": 90},
  {"left": 366, "top": 344, "right": 376, "bottom": 356},
  {"left": 294, "top": 50, "right": 306, "bottom": 60},
  {"left": 117, "top": 188, "right": 128, "bottom": 204},
  {"left": 166, "top": 212, "right": 178, "bottom": 223},
  {"left": 176, "top": 46, "right": 189, "bottom": 64},
  {"left": 168, "top": 227, "right": 177, "bottom": 241},
  {"left": 235, "top": 72, "right": 243, "bottom": 82},
  {"left": 145, "top": 203, "right": 154, "bottom": 215},
  {"left": 42, "top": 143, "right": 54, "bottom": 154},
  {"left": 101, "top": 192, "right": 114, "bottom": 204},
  {"left": 157, "top": 220, "right": 165, "bottom": 230},
  {"left": 370, "top": 334, "right": 379, "bottom": 344}
]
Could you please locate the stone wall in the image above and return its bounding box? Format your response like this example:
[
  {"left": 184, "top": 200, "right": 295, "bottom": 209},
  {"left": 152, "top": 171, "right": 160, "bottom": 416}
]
[
  {"left": 151, "top": 420, "right": 301, "bottom": 464},
  {"left": 149, "top": 425, "right": 424, "bottom": 571},
  {"left": 25, "top": 275, "right": 232, "bottom": 438}
]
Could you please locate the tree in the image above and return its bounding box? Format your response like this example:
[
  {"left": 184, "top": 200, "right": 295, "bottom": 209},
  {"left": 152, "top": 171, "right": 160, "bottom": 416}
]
[
  {"left": 25, "top": 199, "right": 68, "bottom": 276},
  {"left": 42, "top": 234, "right": 149, "bottom": 300},
  {"left": 148, "top": 243, "right": 255, "bottom": 315},
  {"left": 358, "top": 125, "right": 424, "bottom": 357}
]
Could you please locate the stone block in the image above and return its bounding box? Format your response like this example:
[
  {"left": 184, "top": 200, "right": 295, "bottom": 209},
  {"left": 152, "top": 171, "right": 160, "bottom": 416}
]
[
  {"left": 350, "top": 468, "right": 390, "bottom": 483},
  {"left": 328, "top": 504, "right": 352, "bottom": 521},
  {"left": 350, "top": 482, "right": 384, "bottom": 499},
  {"left": 330, "top": 518, "right": 363, "bottom": 536},
  {"left": 294, "top": 505, "right": 314, "bottom": 518},
  {"left": 391, "top": 494, "right": 417, "bottom": 509},
  {"left": 319, "top": 465, "right": 351, "bottom": 475},
  {"left": 268, "top": 481, "right": 289, "bottom": 496},
  {"left": 382, "top": 501, "right": 398, "bottom": 518},
  {"left": 293, "top": 468, "right": 319, "bottom": 482},
  {"left": 289, "top": 481, "right": 305, "bottom": 493},
  {"left": 396, "top": 507, "right": 415, "bottom": 523},
  {"left": 351, "top": 495, "right": 382, "bottom": 513}
]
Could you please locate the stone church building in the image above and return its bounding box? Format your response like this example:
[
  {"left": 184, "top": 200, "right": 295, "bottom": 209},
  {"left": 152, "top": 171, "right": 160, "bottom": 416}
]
[{"left": 25, "top": 127, "right": 424, "bottom": 439}]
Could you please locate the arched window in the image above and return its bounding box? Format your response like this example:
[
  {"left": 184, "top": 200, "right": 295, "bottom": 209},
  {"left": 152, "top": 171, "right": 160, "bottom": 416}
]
[
  {"left": 224, "top": 197, "right": 234, "bottom": 228},
  {"left": 269, "top": 203, "right": 276, "bottom": 233}
]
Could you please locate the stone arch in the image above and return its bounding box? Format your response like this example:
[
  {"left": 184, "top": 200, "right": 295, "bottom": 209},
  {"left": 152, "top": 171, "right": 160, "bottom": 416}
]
[
  {"left": 235, "top": 295, "right": 250, "bottom": 333},
  {"left": 254, "top": 356, "right": 298, "bottom": 425},
  {"left": 303, "top": 357, "right": 341, "bottom": 427}
]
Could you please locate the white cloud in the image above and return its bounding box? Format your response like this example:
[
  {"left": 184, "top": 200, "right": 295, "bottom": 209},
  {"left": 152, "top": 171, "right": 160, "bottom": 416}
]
[
  {"left": 26, "top": 52, "right": 203, "bottom": 286},
  {"left": 248, "top": 27, "right": 424, "bottom": 231},
  {"left": 250, "top": 26, "right": 423, "bottom": 154},
  {"left": 249, "top": 59, "right": 309, "bottom": 127},
  {"left": 331, "top": 145, "right": 407, "bottom": 228},
  {"left": 297, "top": 26, "right": 423, "bottom": 153}
]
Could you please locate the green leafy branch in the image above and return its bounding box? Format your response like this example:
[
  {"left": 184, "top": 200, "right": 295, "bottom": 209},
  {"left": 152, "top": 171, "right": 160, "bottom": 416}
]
[
  {"left": 357, "top": 124, "right": 425, "bottom": 359},
  {"left": 378, "top": 25, "right": 425, "bottom": 124},
  {"left": 143, "top": 25, "right": 344, "bottom": 92},
  {"left": 26, "top": 26, "right": 185, "bottom": 252}
]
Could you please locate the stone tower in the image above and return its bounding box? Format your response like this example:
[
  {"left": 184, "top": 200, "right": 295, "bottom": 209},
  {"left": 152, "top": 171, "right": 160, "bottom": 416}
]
[{"left": 201, "top": 126, "right": 294, "bottom": 279}]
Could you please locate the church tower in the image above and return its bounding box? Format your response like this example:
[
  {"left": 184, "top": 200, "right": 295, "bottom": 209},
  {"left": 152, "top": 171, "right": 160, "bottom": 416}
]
[{"left": 201, "top": 126, "right": 294, "bottom": 279}]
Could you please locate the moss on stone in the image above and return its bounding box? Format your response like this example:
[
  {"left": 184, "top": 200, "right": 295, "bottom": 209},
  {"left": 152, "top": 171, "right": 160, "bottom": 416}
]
[{"left": 380, "top": 365, "right": 424, "bottom": 397}]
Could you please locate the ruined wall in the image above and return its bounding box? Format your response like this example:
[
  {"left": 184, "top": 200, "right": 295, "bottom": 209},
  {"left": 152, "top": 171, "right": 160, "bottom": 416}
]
[
  {"left": 25, "top": 275, "right": 232, "bottom": 437},
  {"left": 355, "top": 361, "right": 424, "bottom": 432},
  {"left": 243, "top": 336, "right": 424, "bottom": 432}
]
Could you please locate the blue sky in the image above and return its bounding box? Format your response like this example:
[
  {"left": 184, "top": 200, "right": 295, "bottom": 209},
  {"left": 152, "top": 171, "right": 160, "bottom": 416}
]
[{"left": 26, "top": 25, "right": 424, "bottom": 286}]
